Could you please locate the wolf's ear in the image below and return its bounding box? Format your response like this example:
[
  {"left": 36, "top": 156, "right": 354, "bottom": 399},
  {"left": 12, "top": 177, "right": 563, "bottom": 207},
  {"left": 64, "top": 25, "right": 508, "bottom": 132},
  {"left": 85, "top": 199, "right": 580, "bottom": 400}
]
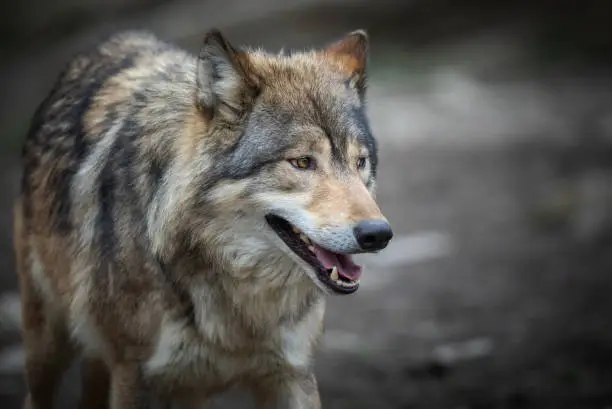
[
  {"left": 196, "top": 29, "right": 259, "bottom": 121},
  {"left": 324, "top": 30, "right": 369, "bottom": 96}
]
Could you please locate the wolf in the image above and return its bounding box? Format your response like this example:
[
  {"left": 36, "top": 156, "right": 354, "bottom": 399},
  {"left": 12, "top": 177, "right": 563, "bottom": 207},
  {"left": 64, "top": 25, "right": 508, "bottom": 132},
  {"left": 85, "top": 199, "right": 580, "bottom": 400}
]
[{"left": 14, "top": 27, "right": 393, "bottom": 409}]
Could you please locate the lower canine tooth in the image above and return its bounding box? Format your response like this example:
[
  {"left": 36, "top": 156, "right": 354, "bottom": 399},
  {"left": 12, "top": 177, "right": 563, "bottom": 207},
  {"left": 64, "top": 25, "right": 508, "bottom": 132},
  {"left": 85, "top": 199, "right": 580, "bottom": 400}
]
[
  {"left": 292, "top": 226, "right": 301, "bottom": 233},
  {"left": 330, "top": 266, "right": 339, "bottom": 281},
  {"left": 308, "top": 245, "right": 315, "bottom": 253}
]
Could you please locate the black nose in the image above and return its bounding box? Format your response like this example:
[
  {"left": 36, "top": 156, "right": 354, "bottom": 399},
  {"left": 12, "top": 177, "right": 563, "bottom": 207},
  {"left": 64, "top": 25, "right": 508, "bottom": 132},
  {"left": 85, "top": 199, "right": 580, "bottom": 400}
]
[{"left": 354, "top": 220, "right": 393, "bottom": 251}]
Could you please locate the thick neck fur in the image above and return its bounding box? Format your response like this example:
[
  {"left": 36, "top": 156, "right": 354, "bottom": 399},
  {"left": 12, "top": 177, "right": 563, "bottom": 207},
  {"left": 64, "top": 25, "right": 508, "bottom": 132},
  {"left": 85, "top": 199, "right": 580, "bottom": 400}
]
[{"left": 161, "top": 229, "right": 323, "bottom": 340}]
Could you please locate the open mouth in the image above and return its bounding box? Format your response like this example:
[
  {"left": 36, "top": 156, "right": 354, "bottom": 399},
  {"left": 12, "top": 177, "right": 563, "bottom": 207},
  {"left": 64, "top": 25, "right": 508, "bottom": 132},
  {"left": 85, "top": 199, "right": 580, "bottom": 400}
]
[{"left": 265, "top": 215, "right": 362, "bottom": 294}]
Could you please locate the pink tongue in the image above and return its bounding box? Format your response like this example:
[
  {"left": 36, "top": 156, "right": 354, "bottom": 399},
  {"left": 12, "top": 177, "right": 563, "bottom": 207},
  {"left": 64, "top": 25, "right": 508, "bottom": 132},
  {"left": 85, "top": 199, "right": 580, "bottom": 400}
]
[{"left": 313, "top": 244, "right": 362, "bottom": 281}]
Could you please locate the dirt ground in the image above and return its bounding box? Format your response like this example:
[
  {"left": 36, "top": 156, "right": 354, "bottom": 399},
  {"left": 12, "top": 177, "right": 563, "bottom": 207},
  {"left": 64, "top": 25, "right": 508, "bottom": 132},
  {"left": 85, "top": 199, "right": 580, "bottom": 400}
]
[{"left": 1, "top": 3, "right": 612, "bottom": 408}]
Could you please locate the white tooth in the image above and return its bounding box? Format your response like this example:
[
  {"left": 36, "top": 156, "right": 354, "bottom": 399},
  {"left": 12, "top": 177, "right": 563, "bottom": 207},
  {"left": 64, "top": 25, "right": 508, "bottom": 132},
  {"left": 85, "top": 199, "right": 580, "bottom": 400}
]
[
  {"left": 330, "top": 266, "right": 339, "bottom": 281},
  {"left": 338, "top": 279, "right": 357, "bottom": 288},
  {"left": 300, "top": 234, "right": 311, "bottom": 244},
  {"left": 292, "top": 226, "right": 301, "bottom": 234},
  {"left": 308, "top": 245, "right": 315, "bottom": 253}
]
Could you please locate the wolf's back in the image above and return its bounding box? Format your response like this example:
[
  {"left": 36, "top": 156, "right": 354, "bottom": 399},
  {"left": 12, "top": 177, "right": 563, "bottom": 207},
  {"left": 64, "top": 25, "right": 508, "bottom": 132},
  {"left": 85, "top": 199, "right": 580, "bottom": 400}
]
[{"left": 19, "top": 31, "right": 191, "bottom": 234}]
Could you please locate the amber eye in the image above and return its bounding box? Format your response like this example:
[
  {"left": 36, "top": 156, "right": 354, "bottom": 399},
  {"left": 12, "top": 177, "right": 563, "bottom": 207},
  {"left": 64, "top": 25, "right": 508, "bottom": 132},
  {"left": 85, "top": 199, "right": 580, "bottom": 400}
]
[
  {"left": 357, "top": 157, "right": 367, "bottom": 170},
  {"left": 290, "top": 156, "right": 315, "bottom": 170}
]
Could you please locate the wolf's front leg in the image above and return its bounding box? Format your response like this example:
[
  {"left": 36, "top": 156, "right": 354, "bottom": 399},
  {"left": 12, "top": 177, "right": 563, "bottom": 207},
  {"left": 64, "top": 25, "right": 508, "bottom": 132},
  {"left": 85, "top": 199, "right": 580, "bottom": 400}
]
[
  {"left": 252, "top": 372, "right": 321, "bottom": 409},
  {"left": 110, "top": 364, "right": 155, "bottom": 409}
]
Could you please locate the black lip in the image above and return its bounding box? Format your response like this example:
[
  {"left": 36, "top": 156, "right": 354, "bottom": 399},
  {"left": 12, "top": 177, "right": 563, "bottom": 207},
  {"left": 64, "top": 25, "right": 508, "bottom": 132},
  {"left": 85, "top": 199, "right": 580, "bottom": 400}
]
[{"left": 265, "top": 214, "right": 358, "bottom": 295}]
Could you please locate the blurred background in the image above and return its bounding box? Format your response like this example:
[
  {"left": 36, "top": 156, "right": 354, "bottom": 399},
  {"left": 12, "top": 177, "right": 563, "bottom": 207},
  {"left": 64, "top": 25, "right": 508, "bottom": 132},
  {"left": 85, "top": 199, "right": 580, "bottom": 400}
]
[{"left": 1, "top": 0, "right": 612, "bottom": 408}]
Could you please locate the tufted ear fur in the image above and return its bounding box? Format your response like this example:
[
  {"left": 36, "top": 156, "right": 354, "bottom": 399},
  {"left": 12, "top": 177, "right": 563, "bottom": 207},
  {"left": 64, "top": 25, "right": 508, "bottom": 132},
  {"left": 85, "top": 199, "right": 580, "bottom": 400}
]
[
  {"left": 196, "top": 29, "right": 259, "bottom": 122},
  {"left": 323, "top": 30, "right": 369, "bottom": 97}
]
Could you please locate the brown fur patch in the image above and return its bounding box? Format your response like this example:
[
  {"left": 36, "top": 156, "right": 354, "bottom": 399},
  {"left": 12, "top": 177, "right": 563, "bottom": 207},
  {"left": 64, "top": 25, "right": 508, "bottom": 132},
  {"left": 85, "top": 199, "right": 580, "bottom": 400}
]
[
  {"left": 306, "top": 175, "right": 383, "bottom": 226},
  {"left": 323, "top": 30, "right": 368, "bottom": 78}
]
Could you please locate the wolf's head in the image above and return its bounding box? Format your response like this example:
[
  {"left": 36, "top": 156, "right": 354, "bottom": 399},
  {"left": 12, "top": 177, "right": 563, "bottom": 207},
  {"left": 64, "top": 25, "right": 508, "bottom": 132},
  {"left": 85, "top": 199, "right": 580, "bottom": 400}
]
[{"left": 174, "top": 29, "right": 392, "bottom": 295}]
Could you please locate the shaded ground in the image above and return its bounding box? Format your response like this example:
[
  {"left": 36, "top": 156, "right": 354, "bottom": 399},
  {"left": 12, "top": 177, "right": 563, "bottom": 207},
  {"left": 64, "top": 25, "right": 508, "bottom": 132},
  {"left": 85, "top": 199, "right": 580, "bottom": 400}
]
[{"left": 2, "top": 2, "right": 612, "bottom": 408}]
